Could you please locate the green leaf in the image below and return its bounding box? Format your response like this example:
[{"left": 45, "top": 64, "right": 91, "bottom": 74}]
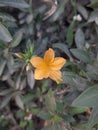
[
  {"left": 53, "top": 115, "right": 62, "bottom": 123},
  {"left": 67, "top": 22, "right": 74, "bottom": 46},
  {"left": 53, "top": 43, "right": 72, "bottom": 59},
  {"left": 16, "top": 111, "right": 25, "bottom": 118},
  {"left": 86, "top": 64, "right": 98, "bottom": 80},
  {"left": 7, "top": 54, "right": 14, "bottom": 74},
  {"left": 87, "top": 64, "right": 98, "bottom": 74},
  {"left": 68, "top": 107, "right": 87, "bottom": 115},
  {"left": 75, "top": 28, "right": 85, "bottom": 49},
  {"left": 70, "top": 49, "right": 90, "bottom": 63},
  {"left": 45, "top": 89, "right": 56, "bottom": 112},
  {"left": 22, "top": 94, "right": 34, "bottom": 104},
  {"left": 15, "top": 95, "right": 24, "bottom": 109},
  {"left": 62, "top": 71, "right": 88, "bottom": 91},
  {"left": 20, "top": 121, "right": 27, "bottom": 128},
  {"left": 86, "top": 71, "right": 98, "bottom": 80},
  {"left": 0, "top": 58, "right": 6, "bottom": 76},
  {"left": 27, "top": 121, "right": 35, "bottom": 130},
  {"left": 0, "top": 12, "right": 16, "bottom": 22},
  {"left": 88, "top": 2, "right": 98, "bottom": 9},
  {"left": 72, "top": 85, "right": 98, "bottom": 107},
  {"left": 88, "top": 10, "right": 98, "bottom": 23},
  {"left": 1, "top": 66, "right": 11, "bottom": 81},
  {"left": 56, "top": 102, "right": 65, "bottom": 113},
  {"left": 73, "top": 122, "right": 91, "bottom": 130},
  {"left": 0, "top": 91, "right": 20, "bottom": 109},
  {"left": 41, "top": 124, "right": 61, "bottom": 130},
  {"left": 0, "top": 89, "right": 13, "bottom": 96},
  {"left": 37, "top": 110, "right": 52, "bottom": 120},
  {"left": 27, "top": 70, "right": 35, "bottom": 89},
  {"left": 9, "top": 31, "right": 23, "bottom": 48},
  {"left": 77, "top": 4, "right": 88, "bottom": 20},
  {"left": 50, "top": 0, "right": 69, "bottom": 21},
  {"left": 88, "top": 106, "right": 98, "bottom": 128},
  {"left": 0, "top": 22, "right": 12, "bottom": 42},
  {"left": 0, "top": 95, "right": 13, "bottom": 109},
  {"left": 31, "top": 108, "right": 40, "bottom": 115},
  {"left": 15, "top": 74, "right": 21, "bottom": 89},
  {"left": 0, "top": 0, "right": 29, "bottom": 9}
]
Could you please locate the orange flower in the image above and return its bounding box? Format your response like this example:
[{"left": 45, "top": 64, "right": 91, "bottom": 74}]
[{"left": 30, "top": 48, "right": 66, "bottom": 83}]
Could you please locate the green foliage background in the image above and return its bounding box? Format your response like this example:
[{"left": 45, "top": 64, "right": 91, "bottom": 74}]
[{"left": 0, "top": 0, "right": 98, "bottom": 130}]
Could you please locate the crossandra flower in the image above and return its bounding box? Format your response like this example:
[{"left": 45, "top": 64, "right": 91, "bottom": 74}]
[{"left": 30, "top": 48, "right": 66, "bottom": 83}]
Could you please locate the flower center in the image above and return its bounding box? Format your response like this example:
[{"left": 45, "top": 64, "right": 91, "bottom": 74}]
[{"left": 45, "top": 61, "right": 52, "bottom": 71}]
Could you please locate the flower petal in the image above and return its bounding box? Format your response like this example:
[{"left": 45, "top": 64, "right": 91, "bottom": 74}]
[
  {"left": 30, "top": 56, "right": 45, "bottom": 69},
  {"left": 49, "top": 70, "right": 62, "bottom": 83},
  {"left": 50, "top": 57, "right": 66, "bottom": 70},
  {"left": 34, "top": 69, "right": 49, "bottom": 80},
  {"left": 44, "top": 48, "right": 54, "bottom": 63}
]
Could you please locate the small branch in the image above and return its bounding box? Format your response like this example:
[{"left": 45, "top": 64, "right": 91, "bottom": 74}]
[{"left": 54, "top": 87, "right": 72, "bottom": 95}]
